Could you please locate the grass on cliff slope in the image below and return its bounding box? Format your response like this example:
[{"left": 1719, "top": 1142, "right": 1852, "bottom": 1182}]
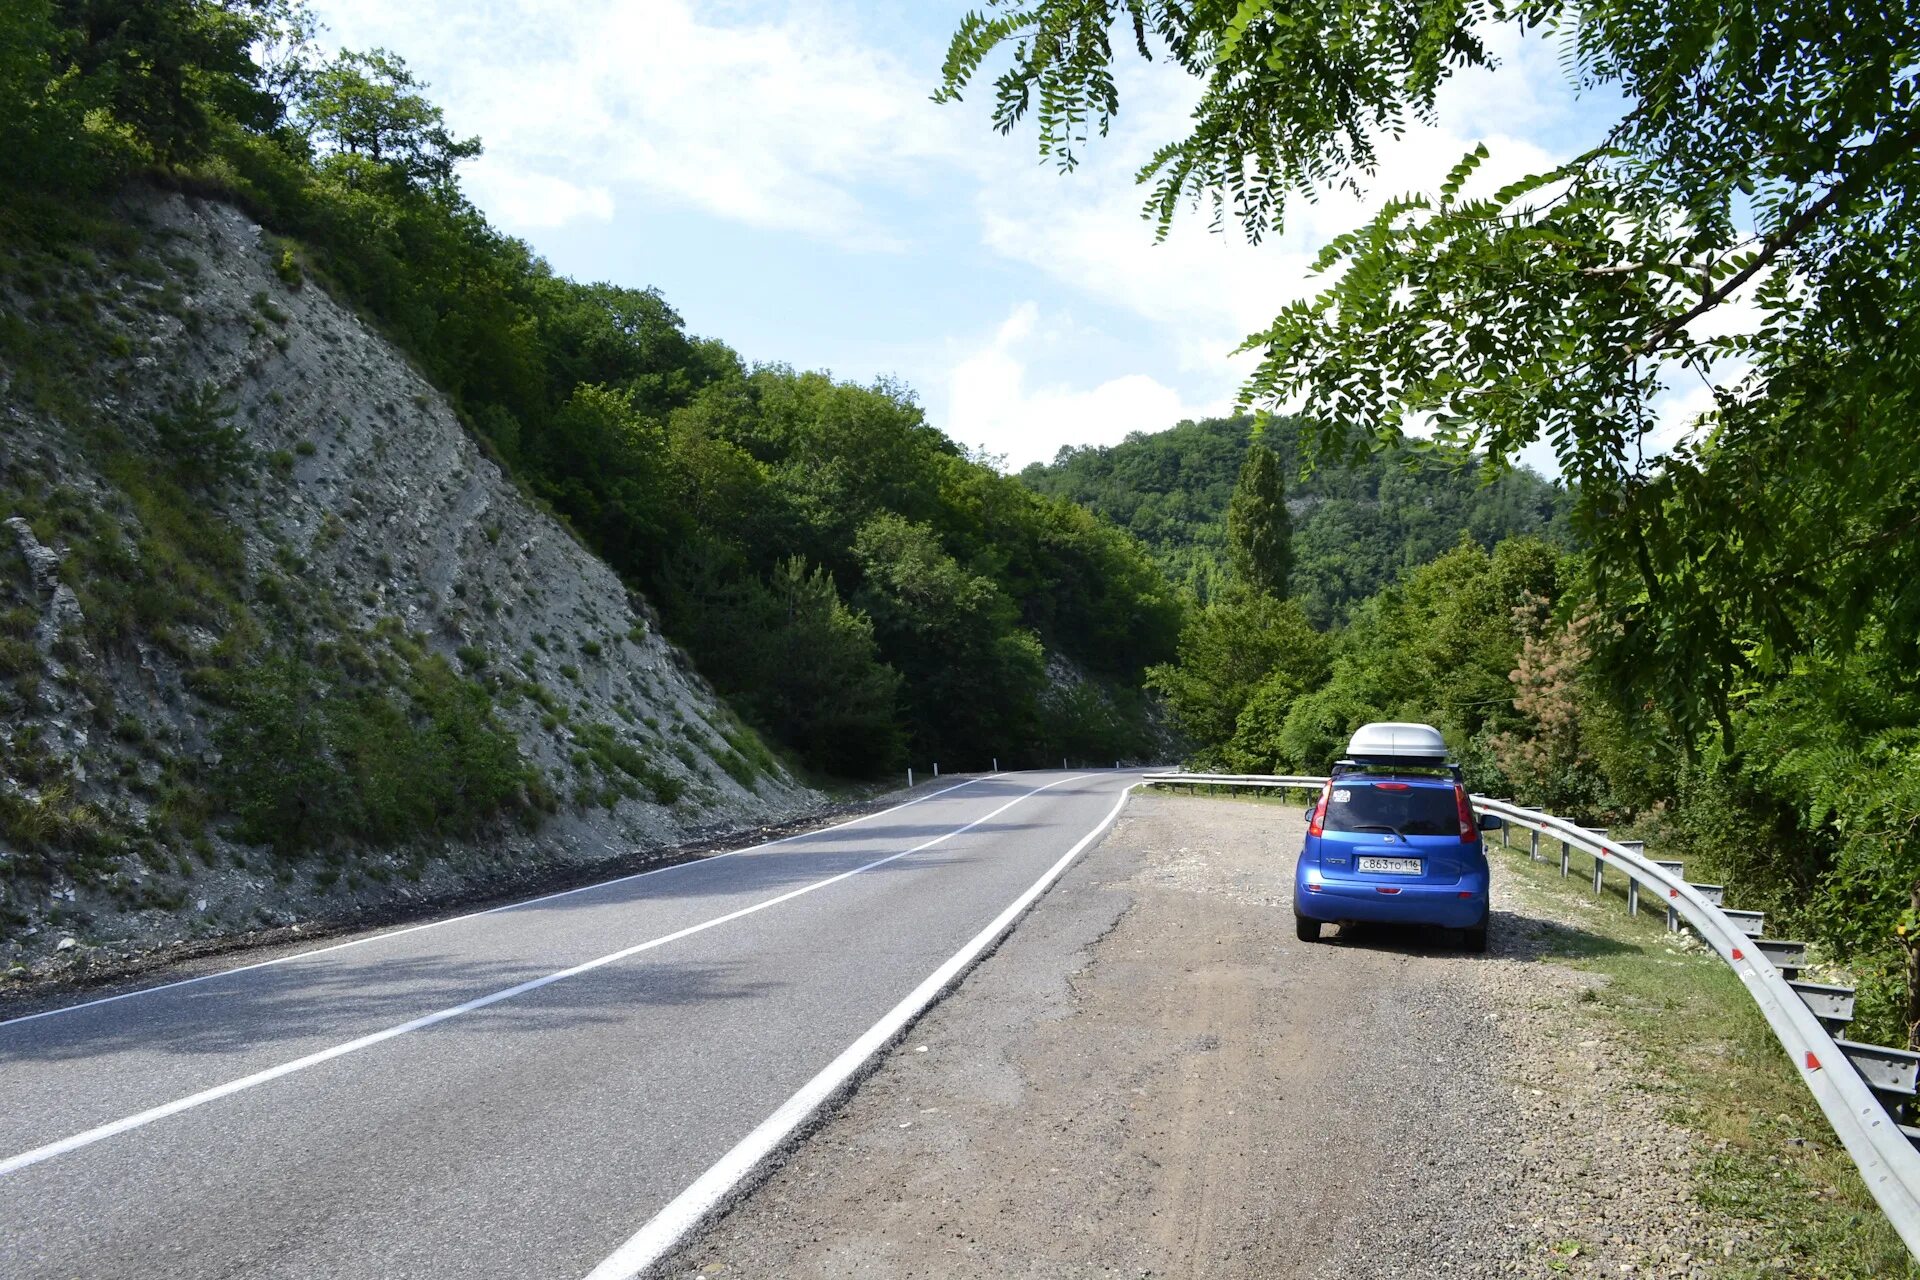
[{"left": 1493, "top": 835, "right": 1920, "bottom": 1280}]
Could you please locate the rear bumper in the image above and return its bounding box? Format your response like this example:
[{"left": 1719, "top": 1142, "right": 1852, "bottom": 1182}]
[{"left": 1294, "top": 866, "right": 1489, "bottom": 929}]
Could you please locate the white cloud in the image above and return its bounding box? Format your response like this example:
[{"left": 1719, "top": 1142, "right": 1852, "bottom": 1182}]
[
  {"left": 466, "top": 167, "right": 615, "bottom": 228},
  {"left": 310, "top": 0, "right": 977, "bottom": 245},
  {"left": 943, "top": 303, "right": 1229, "bottom": 469}
]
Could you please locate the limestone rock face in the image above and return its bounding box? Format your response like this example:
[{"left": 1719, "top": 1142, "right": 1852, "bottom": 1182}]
[{"left": 0, "top": 192, "right": 819, "bottom": 966}]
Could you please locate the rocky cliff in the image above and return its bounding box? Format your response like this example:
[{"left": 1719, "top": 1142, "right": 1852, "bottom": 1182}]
[{"left": 0, "top": 190, "right": 818, "bottom": 974}]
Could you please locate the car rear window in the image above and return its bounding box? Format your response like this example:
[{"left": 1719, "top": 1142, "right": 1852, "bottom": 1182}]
[{"left": 1323, "top": 782, "right": 1458, "bottom": 836}]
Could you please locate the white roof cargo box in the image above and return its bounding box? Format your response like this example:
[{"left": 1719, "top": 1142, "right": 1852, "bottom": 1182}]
[{"left": 1346, "top": 721, "right": 1449, "bottom": 765}]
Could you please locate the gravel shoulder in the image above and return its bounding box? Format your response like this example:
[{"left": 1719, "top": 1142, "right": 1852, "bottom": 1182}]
[{"left": 660, "top": 791, "right": 1745, "bottom": 1279}]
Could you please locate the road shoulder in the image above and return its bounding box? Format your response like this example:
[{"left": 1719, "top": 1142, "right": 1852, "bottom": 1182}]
[{"left": 659, "top": 791, "right": 1752, "bottom": 1278}]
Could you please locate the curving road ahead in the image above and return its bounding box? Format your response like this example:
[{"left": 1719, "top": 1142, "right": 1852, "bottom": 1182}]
[{"left": 0, "top": 770, "right": 1141, "bottom": 1280}]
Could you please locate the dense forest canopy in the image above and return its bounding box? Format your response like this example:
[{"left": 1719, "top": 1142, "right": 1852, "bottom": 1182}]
[
  {"left": 0, "top": 0, "right": 1186, "bottom": 775},
  {"left": 1019, "top": 415, "right": 1571, "bottom": 623},
  {"left": 943, "top": 0, "right": 1920, "bottom": 1047}
]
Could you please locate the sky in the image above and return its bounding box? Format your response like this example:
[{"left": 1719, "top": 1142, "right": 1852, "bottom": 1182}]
[{"left": 303, "top": 0, "right": 1639, "bottom": 473}]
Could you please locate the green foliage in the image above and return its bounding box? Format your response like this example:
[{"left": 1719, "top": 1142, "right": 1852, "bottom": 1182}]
[
  {"left": 1020, "top": 415, "right": 1570, "bottom": 623},
  {"left": 951, "top": 4, "right": 1920, "bottom": 1047},
  {"left": 853, "top": 513, "right": 1047, "bottom": 765},
  {"left": 296, "top": 48, "right": 481, "bottom": 193},
  {"left": 1146, "top": 592, "right": 1327, "bottom": 763},
  {"left": 572, "top": 721, "right": 683, "bottom": 806},
  {"left": 151, "top": 381, "right": 250, "bottom": 488},
  {"left": 214, "top": 648, "right": 535, "bottom": 855},
  {"left": 743, "top": 558, "right": 900, "bottom": 776},
  {"left": 1225, "top": 440, "right": 1290, "bottom": 599},
  {"left": 1, "top": 0, "right": 1188, "bottom": 777},
  {"left": 4, "top": 0, "right": 294, "bottom": 186}
]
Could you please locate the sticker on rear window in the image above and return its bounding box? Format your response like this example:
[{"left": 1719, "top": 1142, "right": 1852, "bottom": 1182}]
[{"left": 1332, "top": 789, "right": 1351, "bottom": 803}]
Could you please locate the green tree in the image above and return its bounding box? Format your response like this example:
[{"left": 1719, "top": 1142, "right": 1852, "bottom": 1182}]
[
  {"left": 1146, "top": 593, "right": 1326, "bottom": 762},
  {"left": 755, "top": 557, "right": 905, "bottom": 774},
  {"left": 51, "top": 0, "right": 289, "bottom": 168},
  {"left": 297, "top": 48, "right": 480, "bottom": 191},
  {"left": 0, "top": 1, "right": 88, "bottom": 186},
  {"left": 853, "top": 512, "right": 1046, "bottom": 764},
  {"left": 1225, "top": 440, "right": 1290, "bottom": 599},
  {"left": 151, "top": 381, "right": 250, "bottom": 489}
]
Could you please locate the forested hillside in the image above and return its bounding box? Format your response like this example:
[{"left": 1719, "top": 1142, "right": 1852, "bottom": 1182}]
[
  {"left": 1019, "top": 416, "right": 1571, "bottom": 623},
  {"left": 0, "top": 0, "right": 1180, "bottom": 789},
  {"left": 0, "top": 0, "right": 1184, "bottom": 962}
]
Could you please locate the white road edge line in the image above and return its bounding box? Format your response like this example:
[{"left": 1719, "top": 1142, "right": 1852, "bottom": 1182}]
[
  {"left": 0, "top": 774, "right": 1003, "bottom": 1031},
  {"left": 0, "top": 774, "right": 1088, "bottom": 1179},
  {"left": 581, "top": 779, "right": 1142, "bottom": 1280}
]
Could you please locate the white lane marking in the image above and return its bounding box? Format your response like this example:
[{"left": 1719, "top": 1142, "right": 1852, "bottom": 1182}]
[
  {"left": 583, "top": 779, "right": 1141, "bottom": 1280},
  {"left": 0, "top": 774, "right": 1084, "bottom": 1179},
  {"left": 0, "top": 775, "right": 1004, "bottom": 1031}
]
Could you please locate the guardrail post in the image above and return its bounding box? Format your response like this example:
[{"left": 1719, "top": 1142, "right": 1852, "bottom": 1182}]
[
  {"left": 1620, "top": 841, "right": 1645, "bottom": 916},
  {"left": 1593, "top": 854, "right": 1604, "bottom": 896},
  {"left": 1529, "top": 828, "right": 1539, "bottom": 862},
  {"left": 1560, "top": 829, "right": 1571, "bottom": 879},
  {"left": 908, "top": 767, "right": 914, "bottom": 788}
]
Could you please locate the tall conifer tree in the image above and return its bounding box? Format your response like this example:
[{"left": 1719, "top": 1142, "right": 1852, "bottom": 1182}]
[{"left": 1226, "top": 442, "right": 1291, "bottom": 599}]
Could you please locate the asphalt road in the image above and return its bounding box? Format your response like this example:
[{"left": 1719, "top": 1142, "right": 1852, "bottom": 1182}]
[{"left": 0, "top": 770, "right": 1141, "bottom": 1280}]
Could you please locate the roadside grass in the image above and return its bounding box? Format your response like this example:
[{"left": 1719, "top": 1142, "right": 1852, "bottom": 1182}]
[
  {"left": 1494, "top": 837, "right": 1920, "bottom": 1280},
  {"left": 1143, "top": 783, "right": 1320, "bottom": 809}
]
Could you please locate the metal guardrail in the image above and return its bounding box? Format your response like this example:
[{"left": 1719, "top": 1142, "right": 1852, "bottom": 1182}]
[{"left": 1143, "top": 771, "right": 1920, "bottom": 1258}]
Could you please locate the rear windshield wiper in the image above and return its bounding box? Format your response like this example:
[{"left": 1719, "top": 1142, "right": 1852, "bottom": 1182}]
[{"left": 1349, "top": 823, "right": 1406, "bottom": 835}]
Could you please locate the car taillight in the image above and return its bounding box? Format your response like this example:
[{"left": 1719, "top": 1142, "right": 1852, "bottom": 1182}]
[
  {"left": 1454, "top": 784, "right": 1476, "bottom": 843},
  {"left": 1308, "top": 782, "right": 1331, "bottom": 837}
]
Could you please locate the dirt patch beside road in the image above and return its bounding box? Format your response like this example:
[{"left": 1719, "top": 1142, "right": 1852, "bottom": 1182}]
[{"left": 663, "top": 792, "right": 1737, "bottom": 1279}]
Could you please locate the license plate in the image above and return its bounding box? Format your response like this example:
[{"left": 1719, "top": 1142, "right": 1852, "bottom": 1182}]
[{"left": 1358, "top": 856, "right": 1422, "bottom": 875}]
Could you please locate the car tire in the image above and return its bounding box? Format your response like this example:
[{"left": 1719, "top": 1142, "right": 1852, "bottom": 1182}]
[
  {"left": 1462, "top": 919, "right": 1489, "bottom": 953},
  {"left": 1295, "top": 915, "right": 1321, "bottom": 942}
]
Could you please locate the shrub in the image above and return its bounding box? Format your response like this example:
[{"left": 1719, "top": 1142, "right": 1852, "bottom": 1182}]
[
  {"left": 213, "top": 649, "right": 536, "bottom": 855},
  {"left": 152, "top": 383, "right": 250, "bottom": 488}
]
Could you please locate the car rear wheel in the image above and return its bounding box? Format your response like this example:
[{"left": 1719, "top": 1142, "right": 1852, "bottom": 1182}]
[
  {"left": 1295, "top": 915, "right": 1321, "bottom": 942},
  {"left": 1462, "top": 919, "right": 1488, "bottom": 953}
]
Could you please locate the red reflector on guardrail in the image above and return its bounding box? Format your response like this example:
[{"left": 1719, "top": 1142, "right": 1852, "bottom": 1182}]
[
  {"left": 1732, "top": 947, "right": 1744, "bottom": 960},
  {"left": 1669, "top": 889, "right": 1678, "bottom": 898},
  {"left": 1806, "top": 1051, "right": 1822, "bottom": 1071}
]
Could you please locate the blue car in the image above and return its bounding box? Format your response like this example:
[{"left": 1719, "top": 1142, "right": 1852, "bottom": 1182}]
[{"left": 1293, "top": 765, "right": 1495, "bottom": 952}]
